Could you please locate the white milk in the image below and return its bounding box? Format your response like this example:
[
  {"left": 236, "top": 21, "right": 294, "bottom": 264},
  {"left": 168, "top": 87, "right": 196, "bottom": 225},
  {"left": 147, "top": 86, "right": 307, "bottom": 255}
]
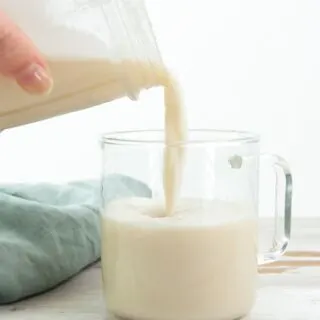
[
  {"left": 162, "top": 76, "right": 187, "bottom": 215},
  {"left": 101, "top": 197, "right": 258, "bottom": 320},
  {"left": 0, "top": 59, "right": 165, "bottom": 129}
]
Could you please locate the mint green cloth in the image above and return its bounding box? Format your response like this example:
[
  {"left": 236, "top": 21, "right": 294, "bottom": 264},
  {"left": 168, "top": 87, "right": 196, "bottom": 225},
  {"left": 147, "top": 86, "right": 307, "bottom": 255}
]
[{"left": 0, "top": 174, "right": 151, "bottom": 304}]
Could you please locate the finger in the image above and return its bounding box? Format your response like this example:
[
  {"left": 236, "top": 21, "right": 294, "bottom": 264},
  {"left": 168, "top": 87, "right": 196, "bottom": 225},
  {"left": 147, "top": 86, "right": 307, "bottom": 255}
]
[{"left": 0, "top": 11, "right": 53, "bottom": 94}]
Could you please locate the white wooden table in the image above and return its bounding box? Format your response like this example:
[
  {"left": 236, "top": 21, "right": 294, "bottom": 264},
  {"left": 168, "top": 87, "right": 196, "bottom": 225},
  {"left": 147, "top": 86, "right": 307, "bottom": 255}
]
[{"left": 1, "top": 218, "right": 319, "bottom": 320}]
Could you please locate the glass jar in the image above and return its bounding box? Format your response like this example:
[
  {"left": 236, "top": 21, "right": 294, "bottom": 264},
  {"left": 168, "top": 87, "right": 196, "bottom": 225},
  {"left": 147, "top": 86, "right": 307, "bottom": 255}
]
[{"left": 0, "top": 0, "right": 162, "bottom": 129}]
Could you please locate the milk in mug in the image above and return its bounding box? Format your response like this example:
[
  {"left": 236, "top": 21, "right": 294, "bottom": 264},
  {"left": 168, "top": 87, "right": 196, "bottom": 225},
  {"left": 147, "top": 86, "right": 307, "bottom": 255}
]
[{"left": 101, "top": 197, "right": 258, "bottom": 320}]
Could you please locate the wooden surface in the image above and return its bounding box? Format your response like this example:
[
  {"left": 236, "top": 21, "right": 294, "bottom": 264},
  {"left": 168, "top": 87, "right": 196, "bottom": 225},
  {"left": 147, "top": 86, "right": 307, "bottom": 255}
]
[{"left": 1, "top": 218, "right": 319, "bottom": 320}]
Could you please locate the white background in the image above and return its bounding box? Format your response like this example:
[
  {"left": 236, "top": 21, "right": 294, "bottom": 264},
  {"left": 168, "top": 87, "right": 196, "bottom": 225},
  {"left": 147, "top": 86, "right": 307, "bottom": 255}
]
[{"left": 0, "top": 0, "right": 318, "bottom": 217}]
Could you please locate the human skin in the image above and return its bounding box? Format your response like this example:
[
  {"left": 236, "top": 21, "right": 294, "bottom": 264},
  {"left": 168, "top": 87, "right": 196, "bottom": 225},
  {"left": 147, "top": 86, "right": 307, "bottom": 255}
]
[{"left": 0, "top": 10, "right": 52, "bottom": 95}]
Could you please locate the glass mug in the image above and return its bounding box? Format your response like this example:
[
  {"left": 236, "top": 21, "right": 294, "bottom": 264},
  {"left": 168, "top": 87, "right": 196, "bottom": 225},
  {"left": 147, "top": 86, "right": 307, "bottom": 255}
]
[{"left": 100, "top": 129, "right": 292, "bottom": 320}]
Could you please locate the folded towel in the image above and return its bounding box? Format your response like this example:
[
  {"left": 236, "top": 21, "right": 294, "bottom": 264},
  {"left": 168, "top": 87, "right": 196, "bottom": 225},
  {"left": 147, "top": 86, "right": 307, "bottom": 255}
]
[{"left": 0, "top": 174, "right": 151, "bottom": 304}]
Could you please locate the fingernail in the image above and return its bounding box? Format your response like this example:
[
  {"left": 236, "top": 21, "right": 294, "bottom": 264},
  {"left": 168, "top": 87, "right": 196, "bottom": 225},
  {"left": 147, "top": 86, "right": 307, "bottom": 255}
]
[{"left": 16, "top": 63, "right": 53, "bottom": 95}]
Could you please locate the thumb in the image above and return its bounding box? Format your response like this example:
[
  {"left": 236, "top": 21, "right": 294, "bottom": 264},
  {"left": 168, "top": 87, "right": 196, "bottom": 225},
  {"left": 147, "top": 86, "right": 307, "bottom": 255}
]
[{"left": 0, "top": 11, "right": 53, "bottom": 94}]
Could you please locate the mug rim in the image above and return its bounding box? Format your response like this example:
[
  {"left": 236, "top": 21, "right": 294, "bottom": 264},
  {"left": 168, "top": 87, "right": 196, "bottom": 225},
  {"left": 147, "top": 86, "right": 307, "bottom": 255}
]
[{"left": 101, "top": 129, "right": 260, "bottom": 146}]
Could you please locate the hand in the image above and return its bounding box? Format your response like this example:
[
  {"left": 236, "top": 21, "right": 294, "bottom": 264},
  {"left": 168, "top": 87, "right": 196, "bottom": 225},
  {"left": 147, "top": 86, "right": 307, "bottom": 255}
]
[{"left": 0, "top": 11, "right": 53, "bottom": 94}]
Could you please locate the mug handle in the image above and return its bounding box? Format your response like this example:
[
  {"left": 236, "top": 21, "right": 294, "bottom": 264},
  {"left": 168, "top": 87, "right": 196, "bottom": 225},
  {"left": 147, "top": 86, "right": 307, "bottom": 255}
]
[{"left": 257, "top": 154, "right": 293, "bottom": 265}]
